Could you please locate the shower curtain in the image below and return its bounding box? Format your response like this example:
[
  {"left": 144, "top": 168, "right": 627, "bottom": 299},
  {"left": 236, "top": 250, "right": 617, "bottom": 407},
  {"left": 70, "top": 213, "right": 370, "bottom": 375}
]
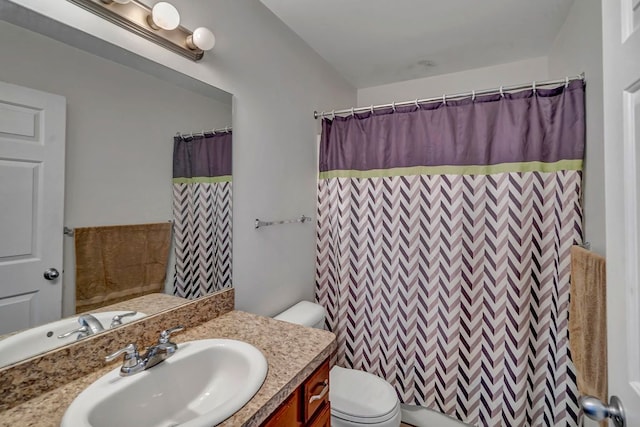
[
  {"left": 172, "top": 132, "right": 232, "bottom": 299},
  {"left": 316, "top": 81, "right": 585, "bottom": 426}
]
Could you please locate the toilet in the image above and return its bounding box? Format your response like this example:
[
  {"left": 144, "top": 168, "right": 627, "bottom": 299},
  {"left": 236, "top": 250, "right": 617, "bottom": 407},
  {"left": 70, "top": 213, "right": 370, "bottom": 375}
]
[{"left": 274, "top": 301, "right": 402, "bottom": 427}]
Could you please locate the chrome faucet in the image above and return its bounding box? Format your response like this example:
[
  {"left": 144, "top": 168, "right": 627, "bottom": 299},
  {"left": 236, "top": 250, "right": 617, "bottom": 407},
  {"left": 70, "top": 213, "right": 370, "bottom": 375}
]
[
  {"left": 80, "top": 314, "right": 105, "bottom": 334},
  {"left": 105, "top": 325, "right": 184, "bottom": 377},
  {"left": 57, "top": 314, "right": 105, "bottom": 340},
  {"left": 142, "top": 325, "right": 184, "bottom": 369}
]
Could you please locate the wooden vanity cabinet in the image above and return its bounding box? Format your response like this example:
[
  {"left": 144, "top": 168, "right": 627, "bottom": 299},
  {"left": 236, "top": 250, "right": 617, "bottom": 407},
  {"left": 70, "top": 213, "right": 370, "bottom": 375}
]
[{"left": 262, "top": 360, "right": 330, "bottom": 427}]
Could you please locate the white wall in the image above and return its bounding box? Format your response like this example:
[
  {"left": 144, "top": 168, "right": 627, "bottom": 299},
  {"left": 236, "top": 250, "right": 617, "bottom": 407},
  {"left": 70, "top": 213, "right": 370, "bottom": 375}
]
[
  {"left": 0, "top": 21, "right": 233, "bottom": 315},
  {"left": 550, "top": 5, "right": 605, "bottom": 421},
  {"left": 548, "top": 0, "right": 605, "bottom": 255},
  {"left": 358, "top": 57, "right": 548, "bottom": 106},
  {"left": 4, "top": 0, "right": 356, "bottom": 316}
]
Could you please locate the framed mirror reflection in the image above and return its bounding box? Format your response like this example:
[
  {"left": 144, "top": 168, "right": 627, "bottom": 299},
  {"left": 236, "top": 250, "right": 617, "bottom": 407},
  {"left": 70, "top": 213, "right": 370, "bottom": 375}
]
[{"left": 0, "top": 9, "right": 233, "bottom": 367}]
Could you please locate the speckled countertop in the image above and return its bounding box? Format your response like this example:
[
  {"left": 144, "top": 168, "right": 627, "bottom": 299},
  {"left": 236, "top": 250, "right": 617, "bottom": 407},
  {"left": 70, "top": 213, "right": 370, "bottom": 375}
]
[{"left": 0, "top": 310, "right": 336, "bottom": 427}]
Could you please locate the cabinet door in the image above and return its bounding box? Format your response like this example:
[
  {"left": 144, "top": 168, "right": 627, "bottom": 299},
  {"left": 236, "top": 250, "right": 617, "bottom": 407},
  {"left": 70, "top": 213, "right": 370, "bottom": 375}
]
[
  {"left": 262, "top": 391, "right": 302, "bottom": 427},
  {"left": 308, "top": 404, "right": 331, "bottom": 427}
]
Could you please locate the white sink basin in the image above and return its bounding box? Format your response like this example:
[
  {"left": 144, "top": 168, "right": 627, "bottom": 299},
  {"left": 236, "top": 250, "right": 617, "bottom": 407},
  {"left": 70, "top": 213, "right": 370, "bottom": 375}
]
[
  {"left": 0, "top": 311, "right": 146, "bottom": 367},
  {"left": 61, "top": 339, "right": 269, "bottom": 427}
]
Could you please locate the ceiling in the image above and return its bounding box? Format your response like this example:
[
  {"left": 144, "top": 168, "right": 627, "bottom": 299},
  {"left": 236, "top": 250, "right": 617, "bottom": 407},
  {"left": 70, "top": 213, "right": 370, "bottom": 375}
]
[{"left": 260, "top": 0, "right": 575, "bottom": 89}]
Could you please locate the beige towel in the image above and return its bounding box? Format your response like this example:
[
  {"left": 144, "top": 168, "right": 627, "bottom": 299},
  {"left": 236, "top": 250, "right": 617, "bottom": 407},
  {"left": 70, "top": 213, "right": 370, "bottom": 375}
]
[
  {"left": 75, "top": 222, "right": 172, "bottom": 313},
  {"left": 569, "top": 245, "right": 607, "bottom": 414}
]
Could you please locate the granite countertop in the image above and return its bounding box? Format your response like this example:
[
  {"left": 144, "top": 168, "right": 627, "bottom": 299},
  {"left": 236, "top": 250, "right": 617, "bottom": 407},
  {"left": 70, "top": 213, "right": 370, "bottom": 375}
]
[{"left": 0, "top": 310, "right": 336, "bottom": 427}]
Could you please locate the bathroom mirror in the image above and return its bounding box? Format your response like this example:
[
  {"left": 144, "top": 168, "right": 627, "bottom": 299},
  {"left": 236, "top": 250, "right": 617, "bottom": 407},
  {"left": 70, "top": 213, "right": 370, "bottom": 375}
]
[{"left": 0, "top": 5, "right": 233, "bottom": 367}]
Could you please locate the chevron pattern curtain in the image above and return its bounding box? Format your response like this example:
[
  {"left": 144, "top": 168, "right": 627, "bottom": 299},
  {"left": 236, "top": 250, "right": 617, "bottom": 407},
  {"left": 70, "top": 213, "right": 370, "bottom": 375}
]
[
  {"left": 316, "top": 81, "right": 585, "bottom": 427},
  {"left": 172, "top": 132, "right": 232, "bottom": 299}
]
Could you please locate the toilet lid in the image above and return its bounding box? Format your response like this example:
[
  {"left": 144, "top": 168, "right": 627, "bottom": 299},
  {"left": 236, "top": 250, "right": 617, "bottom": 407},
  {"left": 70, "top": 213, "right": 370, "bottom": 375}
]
[{"left": 329, "top": 366, "right": 399, "bottom": 423}]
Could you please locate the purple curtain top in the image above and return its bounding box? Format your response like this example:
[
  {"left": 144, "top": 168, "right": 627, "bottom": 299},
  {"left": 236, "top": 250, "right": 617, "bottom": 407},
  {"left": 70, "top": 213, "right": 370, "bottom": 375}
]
[
  {"left": 320, "top": 80, "right": 585, "bottom": 173},
  {"left": 173, "top": 132, "right": 232, "bottom": 179}
]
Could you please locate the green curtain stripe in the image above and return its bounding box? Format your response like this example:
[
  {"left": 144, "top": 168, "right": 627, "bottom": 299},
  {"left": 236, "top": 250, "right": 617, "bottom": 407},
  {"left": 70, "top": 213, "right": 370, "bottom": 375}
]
[
  {"left": 172, "top": 175, "right": 232, "bottom": 184},
  {"left": 318, "top": 159, "right": 583, "bottom": 180}
]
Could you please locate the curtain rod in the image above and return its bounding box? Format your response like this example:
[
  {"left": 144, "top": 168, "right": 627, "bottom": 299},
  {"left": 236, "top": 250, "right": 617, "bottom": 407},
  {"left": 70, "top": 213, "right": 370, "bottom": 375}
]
[
  {"left": 175, "top": 126, "right": 232, "bottom": 140},
  {"left": 314, "top": 72, "right": 585, "bottom": 119}
]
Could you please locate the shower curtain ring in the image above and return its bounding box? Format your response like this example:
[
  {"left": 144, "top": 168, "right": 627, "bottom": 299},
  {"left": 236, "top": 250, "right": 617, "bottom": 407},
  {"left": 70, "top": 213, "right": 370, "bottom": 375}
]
[
  {"left": 532, "top": 81, "right": 537, "bottom": 94},
  {"left": 331, "top": 110, "right": 336, "bottom": 119},
  {"left": 350, "top": 107, "right": 355, "bottom": 117},
  {"left": 370, "top": 105, "right": 374, "bottom": 114},
  {"left": 392, "top": 101, "right": 396, "bottom": 112},
  {"left": 414, "top": 99, "right": 419, "bottom": 109},
  {"left": 471, "top": 90, "right": 476, "bottom": 102},
  {"left": 442, "top": 94, "right": 447, "bottom": 105},
  {"left": 500, "top": 86, "right": 504, "bottom": 98},
  {"left": 565, "top": 76, "right": 569, "bottom": 88}
]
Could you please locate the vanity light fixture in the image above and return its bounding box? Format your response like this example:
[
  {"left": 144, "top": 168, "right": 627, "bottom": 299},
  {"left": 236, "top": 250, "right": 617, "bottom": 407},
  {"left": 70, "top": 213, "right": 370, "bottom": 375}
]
[
  {"left": 67, "top": 0, "right": 216, "bottom": 61},
  {"left": 187, "top": 27, "right": 216, "bottom": 51},
  {"left": 148, "top": 2, "right": 180, "bottom": 30}
]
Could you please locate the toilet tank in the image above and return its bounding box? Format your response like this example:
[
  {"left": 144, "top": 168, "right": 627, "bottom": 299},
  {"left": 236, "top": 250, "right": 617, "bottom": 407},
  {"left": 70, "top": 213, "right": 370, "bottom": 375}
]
[{"left": 274, "top": 301, "right": 326, "bottom": 329}]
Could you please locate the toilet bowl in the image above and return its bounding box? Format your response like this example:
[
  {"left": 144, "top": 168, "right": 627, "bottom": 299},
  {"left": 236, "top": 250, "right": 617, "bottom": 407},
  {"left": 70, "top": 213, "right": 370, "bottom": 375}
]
[
  {"left": 330, "top": 366, "right": 402, "bottom": 427},
  {"left": 400, "top": 404, "right": 473, "bottom": 427},
  {"left": 274, "top": 301, "right": 402, "bottom": 427}
]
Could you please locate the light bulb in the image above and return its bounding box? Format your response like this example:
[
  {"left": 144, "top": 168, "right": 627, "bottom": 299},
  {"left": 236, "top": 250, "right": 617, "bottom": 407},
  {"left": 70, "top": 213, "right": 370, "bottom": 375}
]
[
  {"left": 186, "top": 27, "right": 215, "bottom": 51},
  {"left": 148, "top": 2, "right": 180, "bottom": 31}
]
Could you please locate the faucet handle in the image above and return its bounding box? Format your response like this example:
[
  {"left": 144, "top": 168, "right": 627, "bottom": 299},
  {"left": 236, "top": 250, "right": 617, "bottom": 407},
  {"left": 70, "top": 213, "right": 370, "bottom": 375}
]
[
  {"left": 158, "top": 325, "right": 184, "bottom": 344},
  {"left": 110, "top": 311, "right": 138, "bottom": 328},
  {"left": 105, "top": 343, "right": 139, "bottom": 363},
  {"left": 57, "top": 326, "right": 89, "bottom": 339},
  {"left": 106, "top": 343, "right": 145, "bottom": 376}
]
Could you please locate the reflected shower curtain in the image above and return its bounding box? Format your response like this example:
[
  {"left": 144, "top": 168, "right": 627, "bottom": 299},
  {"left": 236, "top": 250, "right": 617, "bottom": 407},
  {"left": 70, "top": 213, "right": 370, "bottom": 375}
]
[
  {"left": 315, "top": 81, "right": 585, "bottom": 426},
  {"left": 172, "top": 132, "right": 232, "bottom": 299}
]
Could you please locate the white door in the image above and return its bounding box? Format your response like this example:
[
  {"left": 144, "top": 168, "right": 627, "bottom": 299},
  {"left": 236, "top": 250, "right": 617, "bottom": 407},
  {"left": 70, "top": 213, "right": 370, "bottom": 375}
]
[
  {"left": 0, "top": 81, "right": 66, "bottom": 335},
  {"left": 603, "top": 0, "right": 640, "bottom": 424}
]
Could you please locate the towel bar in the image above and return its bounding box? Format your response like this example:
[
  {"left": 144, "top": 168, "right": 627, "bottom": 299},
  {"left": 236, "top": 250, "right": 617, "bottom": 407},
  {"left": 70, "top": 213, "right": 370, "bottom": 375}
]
[
  {"left": 64, "top": 220, "right": 173, "bottom": 236},
  {"left": 255, "top": 215, "right": 312, "bottom": 229}
]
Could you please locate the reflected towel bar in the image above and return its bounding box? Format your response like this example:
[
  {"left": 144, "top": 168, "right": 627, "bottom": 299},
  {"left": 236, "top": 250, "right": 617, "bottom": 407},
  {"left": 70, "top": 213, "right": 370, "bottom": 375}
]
[
  {"left": 579, "top": 241, "right": 591, "bottom": 250},
  {"left": 255, "top": 215, "right": 312, "bottom": 229},
  {"left": 64, "top": 220, "right": 173, "bottom": 236}
]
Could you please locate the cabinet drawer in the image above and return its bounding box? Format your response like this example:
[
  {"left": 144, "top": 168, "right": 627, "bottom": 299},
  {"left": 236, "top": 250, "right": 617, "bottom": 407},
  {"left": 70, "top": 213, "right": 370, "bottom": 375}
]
[
  {"left": 262, "top": 390, "right": 301, "bottom": 427},
  {"left": 303, "top": 361, "right": 330, "bottom": 423}
]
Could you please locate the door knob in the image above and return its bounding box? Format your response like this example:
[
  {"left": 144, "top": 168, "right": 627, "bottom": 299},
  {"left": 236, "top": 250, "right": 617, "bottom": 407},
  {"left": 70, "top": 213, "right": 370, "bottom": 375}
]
[
  {"left": 43, "top": 268, "right": 60, "bottom": 281},
  {"left": 581, "top": 395, "right": 625, "bottom": 427}
]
